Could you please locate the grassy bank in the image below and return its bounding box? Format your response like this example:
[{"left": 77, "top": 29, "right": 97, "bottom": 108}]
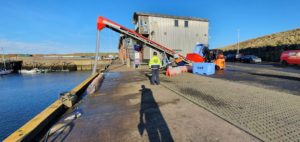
[{"left": 221, "top": 28, "right": 300, "bottom": 61}]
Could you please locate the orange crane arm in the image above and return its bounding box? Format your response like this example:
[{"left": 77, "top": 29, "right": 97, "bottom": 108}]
[{"left": 96, "top": 16, "right": 189, "bottom": 63}]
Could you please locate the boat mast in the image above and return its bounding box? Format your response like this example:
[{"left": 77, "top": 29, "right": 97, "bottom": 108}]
[{"left": 1, "top": 47, "right": 6, "bottom": 69}]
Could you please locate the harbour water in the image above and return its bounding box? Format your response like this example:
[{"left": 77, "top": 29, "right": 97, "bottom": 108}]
[{"left": 0, "top": 71, "right": 91, "bottom": 140}]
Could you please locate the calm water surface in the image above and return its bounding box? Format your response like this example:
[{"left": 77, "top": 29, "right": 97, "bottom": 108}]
[{"left": 0, "top": 71, "right": 91, "bottom": 140}]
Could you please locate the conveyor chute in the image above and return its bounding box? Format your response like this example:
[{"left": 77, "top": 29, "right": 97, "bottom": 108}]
[{"left": 96, "top": 16, "right": 189, "bottom": 63}]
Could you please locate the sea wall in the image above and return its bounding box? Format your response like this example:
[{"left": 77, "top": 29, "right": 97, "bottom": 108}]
[{"left": 8, "top": 57, "right": 112, "bottom": 71}]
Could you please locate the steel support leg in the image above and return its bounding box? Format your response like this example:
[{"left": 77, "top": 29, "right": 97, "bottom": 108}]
[{"left": 92, "top": 30, "right": 100, "bottom": 74}]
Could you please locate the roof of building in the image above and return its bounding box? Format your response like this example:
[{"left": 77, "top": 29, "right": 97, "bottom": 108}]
[{"left": 133, "top": 12, "right": 209, "bottom": 23}]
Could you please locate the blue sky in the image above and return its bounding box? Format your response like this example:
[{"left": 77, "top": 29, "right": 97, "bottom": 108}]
[{"left": 0, "top": 0, "right": 299, "bottom": 54}]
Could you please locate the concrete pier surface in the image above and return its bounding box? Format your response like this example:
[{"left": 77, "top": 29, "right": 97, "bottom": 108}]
[{"left": 45, "top": 65, "right": 259, "bottom": 142}]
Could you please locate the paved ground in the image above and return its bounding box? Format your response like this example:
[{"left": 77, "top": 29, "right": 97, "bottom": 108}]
[
  {"left": 160, "top": 66, "right": 300, "bottom": 141},
  {"left": 45, "top": 65, "right": 259, "bottom": 142},
  {"left": 211, "top": 62, "right": 300, "bottom": 96}
]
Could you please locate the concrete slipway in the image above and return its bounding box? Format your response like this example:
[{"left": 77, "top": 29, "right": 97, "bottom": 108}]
[{"left": 44, "top": 64, "right": 299, "bottom": 142}]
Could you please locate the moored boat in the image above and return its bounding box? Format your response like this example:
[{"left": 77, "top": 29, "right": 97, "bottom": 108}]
[
  {"left": 20, "top": 68, "right": 40, "bottom": 74},
  {"left": 0, "top": 69, "right": 13, "bottom": 75}
]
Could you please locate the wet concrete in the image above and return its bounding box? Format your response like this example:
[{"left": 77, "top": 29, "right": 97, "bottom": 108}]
[
  {"left": 211, "top": 62, "right": 300, "bottom": 96},
  {"left": 45, "top": 65, "right": 260, "bottom": 142},
  {"left": 180, "top": 88, "right": 229, "bottom": 107}
]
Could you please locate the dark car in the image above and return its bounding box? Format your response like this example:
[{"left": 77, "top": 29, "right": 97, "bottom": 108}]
[
  {"left": 240, "top": 55, "right": 262, "bottom": 63},
  {"left": 225, "top": 54, "right": 236, "bottom": 61},
  {"left": 225, "top": 53, "right": 243, "bottom": 62}
]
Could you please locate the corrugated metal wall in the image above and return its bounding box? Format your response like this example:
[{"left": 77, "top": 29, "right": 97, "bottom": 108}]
[{"left": 141, "top": 16, "right": 208, "bottom": 59}]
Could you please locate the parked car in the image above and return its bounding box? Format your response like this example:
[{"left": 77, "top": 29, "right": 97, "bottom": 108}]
[
  {"left": 225, "top": 53, "right": 243, "bottom": 62},
  {"left": 240, "top": 55, "right": 262, "bottom": 63},
  {"left": 235, "top": 53, "right": 243, "bottom": 61},
  {"left": 225, "top": 54, "right": 236, "bottom": 61},
  {"left": 280, "top": 50, "right": 300, "bottom": 65}
]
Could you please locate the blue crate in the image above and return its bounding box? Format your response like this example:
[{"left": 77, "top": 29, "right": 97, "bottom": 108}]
[{"left": 192, "top": 63, "right": 215, "bottom": 75}]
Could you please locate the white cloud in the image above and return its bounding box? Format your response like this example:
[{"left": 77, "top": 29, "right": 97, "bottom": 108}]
[{"left": 0, "top": 39, "right": 81, "bottom": 54}]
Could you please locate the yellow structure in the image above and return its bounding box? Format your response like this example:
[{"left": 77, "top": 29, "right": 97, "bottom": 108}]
[{"left": 214, "top": 54, "right": 225, "bottom": 70}]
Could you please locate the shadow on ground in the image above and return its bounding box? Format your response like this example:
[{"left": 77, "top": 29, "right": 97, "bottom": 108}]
[
  {"left": 138, "top": 85, "right": 174, "bottom": 142},
  {"left": 272, "top": 64, "right": 300, "bottom": 69},
  {"left": 248, "top": 72, "right": 300, "bottom": 81}
]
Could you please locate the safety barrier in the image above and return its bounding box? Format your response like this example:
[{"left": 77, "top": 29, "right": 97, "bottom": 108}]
[{"left": 166, "top": 66, "right": 191, "bottom": 77}]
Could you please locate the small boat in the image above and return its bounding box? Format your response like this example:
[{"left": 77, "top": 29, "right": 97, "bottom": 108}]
[
  {"left": 20, "top": 68, "right": 40, "bottom": 74},
  {"left": 40, "top": 69, "right": 49, "bottom": 73},
  {"left": 61, "top": 69, "right": 70, "bottom": 72},
  {"left": 0, "top": 69, "right": 13, "bottom": 75}
]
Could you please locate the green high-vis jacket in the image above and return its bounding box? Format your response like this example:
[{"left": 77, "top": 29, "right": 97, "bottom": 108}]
[{"left": 149, "top": 55, "right": 162, "bottom": 68}]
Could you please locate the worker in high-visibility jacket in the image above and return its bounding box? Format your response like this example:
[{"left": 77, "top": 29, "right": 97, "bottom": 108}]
[{"left": 149, "top": 52, "right": 162, "bottom": 85}]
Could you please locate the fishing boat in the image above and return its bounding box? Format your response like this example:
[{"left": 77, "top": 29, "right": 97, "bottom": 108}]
[
  {"left": 61, "top": 69, "right": 70, "bottom": 72},
  {"left": 20, "top": 68, "right": 40, "bottom": 74},
  {"left": 0, "top": 69, "right": 13, "bottom": 75}
]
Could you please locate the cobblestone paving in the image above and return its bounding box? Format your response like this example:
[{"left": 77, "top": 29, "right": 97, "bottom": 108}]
[{"left": 161, "top": 73, "right": 300, "bottom": 142}]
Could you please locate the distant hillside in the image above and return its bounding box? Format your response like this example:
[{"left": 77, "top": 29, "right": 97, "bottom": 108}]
[
  {"left": 58, "top": 53, "right": 118, "bottom": 57},
  {"left": 221, "top": 28, "right": 300, "bottom": 61},
  {"left": 2, "top": 53, "right": 118, "bottom": 58}
]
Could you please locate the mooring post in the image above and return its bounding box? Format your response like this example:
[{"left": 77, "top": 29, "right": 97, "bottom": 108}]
[{"left": 92, "top": 30, "right": 100, "bottom": 74}]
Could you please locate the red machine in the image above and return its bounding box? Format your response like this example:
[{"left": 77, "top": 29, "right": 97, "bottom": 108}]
[
  {"left": 185, "top": 44, "right": 207, "bottom": 63},
  {"left": 186, "top": 53, "right": 205, "bottom": 63},
  {"left": 186, "top": 47, "right": 225, "bottom": 70}
]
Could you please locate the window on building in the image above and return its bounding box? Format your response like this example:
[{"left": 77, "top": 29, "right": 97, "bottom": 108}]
[
  {"left": 140, "top": 20, "right": 143, "bottom": 26},
  {"left": 151, "top": 31, "right": 155, "bottom": 36},
  {"left": 174, "top": 20, "right": 178, "bottom": 27},
  {"left": 184, "top": 21, "right": 188, "bottom": 27}
]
